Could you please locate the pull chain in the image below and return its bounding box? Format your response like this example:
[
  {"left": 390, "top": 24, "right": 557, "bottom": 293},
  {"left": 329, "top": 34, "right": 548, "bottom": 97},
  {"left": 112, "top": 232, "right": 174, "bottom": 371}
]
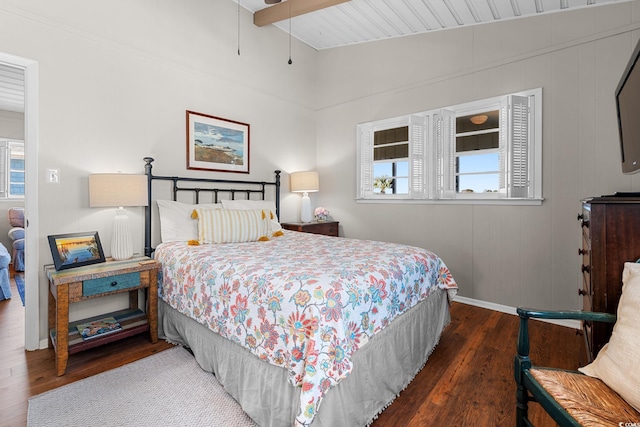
[{"left": 288, "top": 0, "right": 292, "bottom": 64}]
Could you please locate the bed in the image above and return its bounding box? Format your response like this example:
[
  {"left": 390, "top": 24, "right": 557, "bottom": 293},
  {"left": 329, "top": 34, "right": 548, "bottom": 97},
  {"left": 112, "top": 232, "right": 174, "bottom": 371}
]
[{"left": 143, "top": 158, "right": 458, "bottom": 427}]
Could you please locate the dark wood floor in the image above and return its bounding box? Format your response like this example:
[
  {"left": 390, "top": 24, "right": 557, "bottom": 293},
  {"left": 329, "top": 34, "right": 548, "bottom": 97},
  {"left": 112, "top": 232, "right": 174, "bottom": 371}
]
[
  {"left": 372, "top": 301, "right": 584, "bottom": 426},
  {"left": 0, "top": 277, "right": 582, "bottom": 426}
]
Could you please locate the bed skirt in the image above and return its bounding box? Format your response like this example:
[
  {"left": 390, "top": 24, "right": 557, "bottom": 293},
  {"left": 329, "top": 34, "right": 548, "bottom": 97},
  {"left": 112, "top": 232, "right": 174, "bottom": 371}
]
[{"left": 158, "top": 289, "right": 451, "bottom": 427}]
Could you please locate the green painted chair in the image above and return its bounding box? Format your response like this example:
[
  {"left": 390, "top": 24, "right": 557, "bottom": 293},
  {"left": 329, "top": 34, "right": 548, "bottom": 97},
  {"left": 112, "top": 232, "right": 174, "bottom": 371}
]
[{"left": 513, "top": 307, "right": 640, "bottom": 426}]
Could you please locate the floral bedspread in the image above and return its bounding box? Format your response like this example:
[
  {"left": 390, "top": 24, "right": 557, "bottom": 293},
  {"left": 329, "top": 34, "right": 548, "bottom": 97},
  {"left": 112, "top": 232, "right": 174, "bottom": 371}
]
[{"left": 155, "top": 231, "right": 457, "bottom": 427}]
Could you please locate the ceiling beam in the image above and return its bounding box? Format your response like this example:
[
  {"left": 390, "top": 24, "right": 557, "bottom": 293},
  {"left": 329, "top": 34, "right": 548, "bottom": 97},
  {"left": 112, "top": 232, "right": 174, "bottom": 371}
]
[{"left": 254, "top": 0, "right": 350, "bottom": 27}]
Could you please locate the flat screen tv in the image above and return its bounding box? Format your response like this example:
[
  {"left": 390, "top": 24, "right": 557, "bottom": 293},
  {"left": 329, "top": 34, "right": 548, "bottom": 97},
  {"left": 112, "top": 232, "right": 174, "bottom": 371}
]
[{"left": 616, "top": 38, "right": 640, "bottom": 174}]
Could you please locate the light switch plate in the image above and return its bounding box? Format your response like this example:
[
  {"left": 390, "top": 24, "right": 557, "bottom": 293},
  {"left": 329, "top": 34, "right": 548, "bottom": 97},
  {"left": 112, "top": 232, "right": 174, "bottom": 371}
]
[{"left": 47, "top": 168, "right": 59, "bottom": 183}]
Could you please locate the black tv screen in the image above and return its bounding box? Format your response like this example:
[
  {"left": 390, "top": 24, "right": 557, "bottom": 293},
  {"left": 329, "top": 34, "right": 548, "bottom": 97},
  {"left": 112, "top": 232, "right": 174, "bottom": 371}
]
[{"left": 616, "top": 38, "right": 640, "bottom": 174}]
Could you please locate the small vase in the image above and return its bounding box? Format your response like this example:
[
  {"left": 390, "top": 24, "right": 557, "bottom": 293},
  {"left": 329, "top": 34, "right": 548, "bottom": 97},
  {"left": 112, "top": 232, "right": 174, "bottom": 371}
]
[{"left": 316, "top": 217, "right": 326, "bottom": 222}]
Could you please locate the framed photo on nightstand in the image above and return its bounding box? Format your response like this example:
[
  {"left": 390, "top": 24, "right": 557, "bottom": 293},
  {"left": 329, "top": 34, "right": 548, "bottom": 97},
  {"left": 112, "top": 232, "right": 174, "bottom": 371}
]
[{"left": 47, "top": 231, "right": 106, "bottom": 271}]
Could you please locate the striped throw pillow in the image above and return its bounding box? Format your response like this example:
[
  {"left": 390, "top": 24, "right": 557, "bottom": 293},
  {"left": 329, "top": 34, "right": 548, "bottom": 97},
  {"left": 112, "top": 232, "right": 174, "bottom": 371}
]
[{"left": 194, "top": 208, "right": 268, "bottom": 244}]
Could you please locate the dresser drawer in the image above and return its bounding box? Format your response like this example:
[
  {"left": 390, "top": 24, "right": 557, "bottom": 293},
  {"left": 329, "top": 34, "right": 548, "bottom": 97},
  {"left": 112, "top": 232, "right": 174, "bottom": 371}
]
[
  {"left": 312, "top": 222, "right": 338, "bottom": 237},
  {"left": 83, "top": 272, "right": 141, "bottom": 297}
]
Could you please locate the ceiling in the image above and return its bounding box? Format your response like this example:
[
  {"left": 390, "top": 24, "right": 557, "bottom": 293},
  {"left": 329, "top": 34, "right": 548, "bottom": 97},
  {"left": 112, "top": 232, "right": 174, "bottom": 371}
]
[
  {"left": 0, "top": 64, "right": 24, "bottom": 114},
  {"left": 238, "top": 0, "right": 631, "bottom": 50}
]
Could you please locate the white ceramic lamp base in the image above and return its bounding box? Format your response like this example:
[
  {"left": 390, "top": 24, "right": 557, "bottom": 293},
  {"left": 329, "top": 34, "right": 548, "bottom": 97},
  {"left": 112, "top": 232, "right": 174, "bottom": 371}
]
[
  {"left": 111, "top": 208, "right": 134, "bottom": 260},
  {"left": 300, "top": 192, "right": 312, "bottom": 223}
]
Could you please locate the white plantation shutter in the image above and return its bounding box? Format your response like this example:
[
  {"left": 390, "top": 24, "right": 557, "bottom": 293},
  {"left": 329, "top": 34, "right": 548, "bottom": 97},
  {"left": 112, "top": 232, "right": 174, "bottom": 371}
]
[
  {"left": 357, "top": 123, "right": 374, "bottom": 198},
  {"left": 435, "top": 109, "right": 456, "bottom": 199},
  {"left": 509, "top": 95, "right": 530, "bottom": 198},
  {"left": 499, "top": 99, "right": 508, "bottom": 194},
  {"left": 410, "top": 115, "right": 428, "bottom": 199}
]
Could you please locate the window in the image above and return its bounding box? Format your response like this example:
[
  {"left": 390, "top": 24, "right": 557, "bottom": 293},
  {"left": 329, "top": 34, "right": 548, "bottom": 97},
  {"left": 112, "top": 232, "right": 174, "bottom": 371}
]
[
  {"left": 456, "top": 110, "right": 500, "bottom": 194},
  {"left": 357, "top": 88, "right": 542, "bottom": 203},
  {"left": 0, "top": 140, "right": 25, "bottom": 199},
  {"left": 373, "top": 126, "right": 409, "bottom": 195}
]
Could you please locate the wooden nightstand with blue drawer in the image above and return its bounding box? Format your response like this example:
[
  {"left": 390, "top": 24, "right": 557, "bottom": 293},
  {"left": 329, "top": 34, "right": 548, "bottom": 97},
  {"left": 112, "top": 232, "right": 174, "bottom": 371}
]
[{"left": 46, "top": 256, "right": 159, "bottom": 376}]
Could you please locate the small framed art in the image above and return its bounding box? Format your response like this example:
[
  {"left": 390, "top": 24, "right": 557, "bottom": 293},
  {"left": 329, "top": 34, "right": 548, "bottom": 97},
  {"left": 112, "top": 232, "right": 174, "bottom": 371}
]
[
  {"left": 48, "top": 231, "right": 106, "bottom": 271},
  {"left": 186, "top": 110, "right": 250, "bottom": 173}
]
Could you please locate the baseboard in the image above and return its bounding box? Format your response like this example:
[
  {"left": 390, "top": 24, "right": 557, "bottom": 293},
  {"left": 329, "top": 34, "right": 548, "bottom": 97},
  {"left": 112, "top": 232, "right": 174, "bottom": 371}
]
[{"left": 454, "top": 296, "right": 581, "bottom": 329}]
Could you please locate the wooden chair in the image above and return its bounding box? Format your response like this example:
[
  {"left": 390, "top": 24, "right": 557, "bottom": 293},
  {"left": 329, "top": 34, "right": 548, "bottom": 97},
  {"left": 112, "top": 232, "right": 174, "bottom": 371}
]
[{"left": 514, "top": 307, "right": 640, "bottom": 426}]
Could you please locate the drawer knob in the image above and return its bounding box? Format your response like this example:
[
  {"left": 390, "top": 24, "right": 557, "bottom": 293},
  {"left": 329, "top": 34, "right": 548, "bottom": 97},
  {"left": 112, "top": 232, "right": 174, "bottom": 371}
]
[
  {"left": 110, "top": 281, "right": 118, "bottom": 287},
  {"left": 582, "top": 265, "right": 591, "bottom": 273},
  {"left": 581, "top": 220, "right": 590, "bottom": 228},
  {"left": 578, "top": 248, "right": 588, "bottom": 255},
  {"left": 578, "top": 289, "right": 587, "bottom": 296}
]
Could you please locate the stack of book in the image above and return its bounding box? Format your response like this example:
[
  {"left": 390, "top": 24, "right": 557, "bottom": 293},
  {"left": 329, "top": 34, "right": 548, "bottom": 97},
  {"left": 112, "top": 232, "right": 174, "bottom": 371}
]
[{"left": 76, "top": 317, "right": 122, "bottom": 340}]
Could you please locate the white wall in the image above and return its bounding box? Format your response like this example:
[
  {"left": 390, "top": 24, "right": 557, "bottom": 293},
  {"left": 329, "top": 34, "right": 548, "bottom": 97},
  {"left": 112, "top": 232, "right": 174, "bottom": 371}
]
[
  {"left": 0, "top": 110, "right": 23, "bottom": 140},
  {"left": 315, "top": 2, "right": 640, "bottom": 311},
  {"left": 0, "top": 0, "right": 318, "bottom": 343}
]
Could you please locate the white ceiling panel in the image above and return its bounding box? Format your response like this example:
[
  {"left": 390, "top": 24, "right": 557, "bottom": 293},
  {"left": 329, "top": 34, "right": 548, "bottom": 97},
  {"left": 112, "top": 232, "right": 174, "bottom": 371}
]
[{"left": 238, "top": 0, "right": 633, "bottom": 50}]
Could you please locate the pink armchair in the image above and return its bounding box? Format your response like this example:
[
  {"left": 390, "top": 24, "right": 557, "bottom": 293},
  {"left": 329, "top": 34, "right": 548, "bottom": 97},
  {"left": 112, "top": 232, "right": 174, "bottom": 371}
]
[{"left": 7, "top": 207, "right": 24, "bottom": 272}]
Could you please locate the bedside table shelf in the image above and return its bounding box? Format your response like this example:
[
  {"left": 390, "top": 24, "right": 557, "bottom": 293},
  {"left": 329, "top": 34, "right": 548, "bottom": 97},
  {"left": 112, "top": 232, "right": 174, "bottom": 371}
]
[
  {"left": 46, "top": 256, "right": 159, "bottom": 376},
  {"left": 50, "top": 307, "right": 150, "bottom": 355},
  {"left": 281, "top": 221, "right": 339, "bottom": 237}
]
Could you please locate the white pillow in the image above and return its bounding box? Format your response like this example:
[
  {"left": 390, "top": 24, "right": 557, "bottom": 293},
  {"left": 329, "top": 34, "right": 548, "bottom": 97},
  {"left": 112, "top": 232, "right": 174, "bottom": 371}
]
[
  {"left": 221, "top": 199, "right": 281, "bottom": 235},
  {"left": 579, "top": 262, "right": 640, "bottom": 412},
  {"left": 194, "top": 208, "right": 267, "bottom": 244},
  {"left": 221, "top": 199, "right": 279, "bottom": 221},
  {"left": 157, "top": 200, "right": 221, "bottom": 242}
]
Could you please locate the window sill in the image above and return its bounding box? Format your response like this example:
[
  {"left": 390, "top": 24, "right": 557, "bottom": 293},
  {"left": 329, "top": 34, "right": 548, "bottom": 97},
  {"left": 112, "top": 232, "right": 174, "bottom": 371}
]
[{"left": 356, "top": 198, "right": 544, "bottom": 206}]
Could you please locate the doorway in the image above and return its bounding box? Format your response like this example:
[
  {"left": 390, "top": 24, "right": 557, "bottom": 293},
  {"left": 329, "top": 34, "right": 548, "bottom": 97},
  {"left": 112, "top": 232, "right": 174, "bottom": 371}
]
[{"left": 0, "top": 51, "right": 39, "bottom": 351}]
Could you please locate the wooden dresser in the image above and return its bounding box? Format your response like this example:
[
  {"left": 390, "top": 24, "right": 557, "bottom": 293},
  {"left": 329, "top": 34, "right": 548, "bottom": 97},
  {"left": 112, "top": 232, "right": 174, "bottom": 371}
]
[{"left": 579, "top": 196, "right": 640, "bottom": 361}]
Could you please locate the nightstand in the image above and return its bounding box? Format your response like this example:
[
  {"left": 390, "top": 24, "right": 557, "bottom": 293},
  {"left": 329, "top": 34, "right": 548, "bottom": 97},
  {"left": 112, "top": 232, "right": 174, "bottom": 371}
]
[
  {"left": 281, "top": 221, "right": 339, "bottom": 237},
  {"left": 46, "top": 256, "right": 159, "bottom": 376}
]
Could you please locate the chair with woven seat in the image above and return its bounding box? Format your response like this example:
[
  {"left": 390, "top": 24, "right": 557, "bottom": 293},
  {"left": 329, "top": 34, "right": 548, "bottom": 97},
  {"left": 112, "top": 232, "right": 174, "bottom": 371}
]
[
  {"left": 515, "top": 263, "right": 640, "bottom": 426},
  {"left": 514, "top": 308, "right": 636, "bottom": 426}
]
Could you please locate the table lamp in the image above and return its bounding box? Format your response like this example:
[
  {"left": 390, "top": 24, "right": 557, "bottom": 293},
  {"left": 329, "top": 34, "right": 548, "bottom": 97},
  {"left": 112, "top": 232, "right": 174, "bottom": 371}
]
[
  {"left": 290, "top": 171, "right": 319, "bottom": 223},
  {"left": 89, "top": 173, "right": 148, "bottom": 260}
]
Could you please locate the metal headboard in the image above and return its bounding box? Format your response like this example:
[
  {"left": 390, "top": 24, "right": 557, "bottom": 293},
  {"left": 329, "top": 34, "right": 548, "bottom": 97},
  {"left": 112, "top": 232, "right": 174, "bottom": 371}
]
[{"left": 143, "top": 157, "right": 281, "bottom": 257}]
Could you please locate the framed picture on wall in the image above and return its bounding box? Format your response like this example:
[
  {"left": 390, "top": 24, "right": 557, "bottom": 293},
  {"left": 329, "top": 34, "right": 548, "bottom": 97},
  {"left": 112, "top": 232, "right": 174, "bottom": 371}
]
[
  {"left": 186, "top": 110, "right": 250, "bottom": 173},
  {"left": 47, "top": 231, "right": 106, "bottom": 271}
]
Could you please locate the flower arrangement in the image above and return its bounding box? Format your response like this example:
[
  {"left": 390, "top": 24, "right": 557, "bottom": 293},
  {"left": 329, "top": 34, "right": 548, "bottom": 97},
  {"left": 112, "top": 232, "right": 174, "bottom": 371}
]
[
  {"left": 374, "top": 175, "right": 393, "bottom": 194},
  {"left": 314, "top": 207, "right": 329, "bottom": 222}
]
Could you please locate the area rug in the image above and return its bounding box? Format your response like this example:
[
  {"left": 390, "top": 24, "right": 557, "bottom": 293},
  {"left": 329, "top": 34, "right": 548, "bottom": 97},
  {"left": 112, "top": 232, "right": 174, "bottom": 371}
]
[
  {"left": 14, "top": 273, "right": 25, "bottom": 306},
  {"left": 27, "top": 346, "right": 257, "bottom": 427}
]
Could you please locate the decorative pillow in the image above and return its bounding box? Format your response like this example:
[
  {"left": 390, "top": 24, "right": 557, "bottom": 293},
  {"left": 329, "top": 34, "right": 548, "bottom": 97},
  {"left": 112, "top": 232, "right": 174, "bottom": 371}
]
[
  {"left": 221, "top": 199, "right": 282, "bottom": 237},
  {"left": 157, "top": 200, "right": 221, "bottom": 242},
  {"left": 579, "top": 262, "right": 640, "bottom": 412},
  {"left": 221, "top": 199, "right": 279, "bottom": 221},
  {"left": 193, "top": 208, "right": 268, "bottom": 244},
  {"left": 7, "top": 207, "right": 24, "bottom": 228}
]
